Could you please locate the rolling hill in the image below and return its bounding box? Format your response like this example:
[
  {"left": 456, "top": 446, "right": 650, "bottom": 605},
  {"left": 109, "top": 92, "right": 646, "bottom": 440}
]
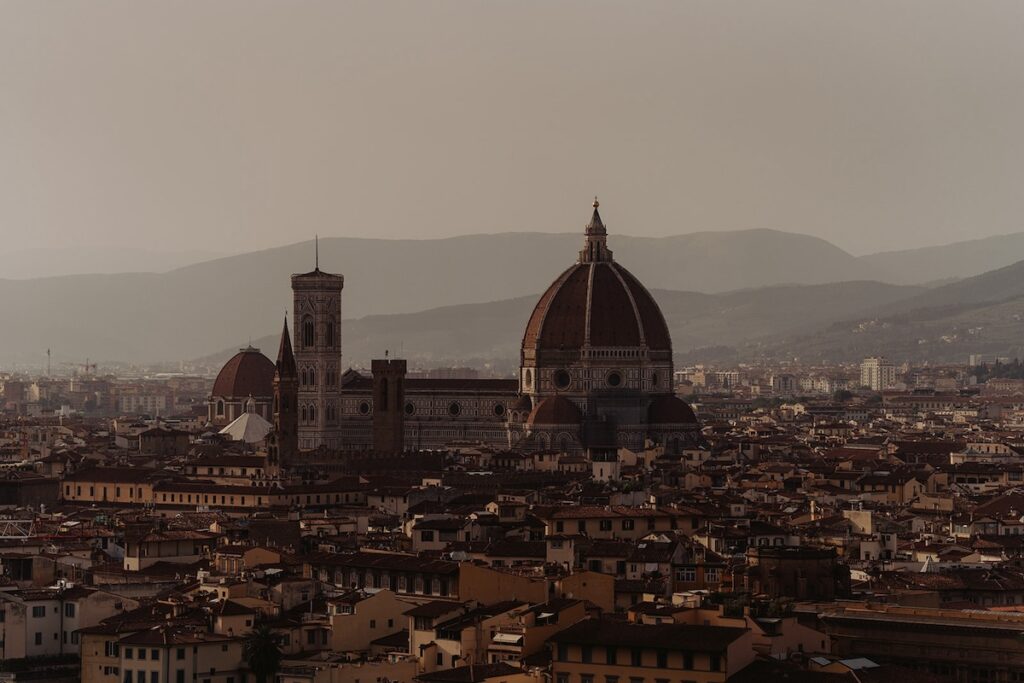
[
  {"left": 860, "top": 232, "right": 1024, "bottom": 285},
  {"left": 200, "top": 281, "right": 925, "bottom": 373},
  {"left": 12, "top": 227, "right": 1024, "bottom": 368},
  {"left": 750, "top": 260, "right": 1024, "bottom": 363},
  {"left": 0, "top": 229, "right": 892, "bottom": 365}
]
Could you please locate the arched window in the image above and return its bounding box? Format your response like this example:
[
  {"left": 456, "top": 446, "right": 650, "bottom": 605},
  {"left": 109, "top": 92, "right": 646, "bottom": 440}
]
[
  {"left": 216, "top": 400, "right": 225, "bottom": 417},
  {"left": 309, "top": 405, "right": 316, "bottom": 423},
  {"left": 300, "top": 404, "right": 307, "bottom": 423},
  {"left": 380, "top": 378, "right": 389, "bottom": 412},
  {"left": 301, "top": 369, "right": 307, "bottom": 386},
  {"left": 326, "top": 317, "right": 336, "bottom": 348},
  {"left": 309, "top": 368, "right": 316, "bottom": 387},
  {"left": 302, "top": 316, "right": 315, "bottom": 348}
]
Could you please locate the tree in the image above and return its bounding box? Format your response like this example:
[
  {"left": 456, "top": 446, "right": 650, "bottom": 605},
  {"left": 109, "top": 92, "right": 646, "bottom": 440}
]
[{"left": 243, "top": 624, "right": 282, "bottom": 683}]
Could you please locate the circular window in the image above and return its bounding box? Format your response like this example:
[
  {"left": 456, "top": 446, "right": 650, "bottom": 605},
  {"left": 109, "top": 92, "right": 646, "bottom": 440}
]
[
  {"left": 358, "top": 402, "right": 371, "bottom": 415},
  {"left": 554, "top": 370, "right": 571, "bottom": 390},
  {"left": 404, "top": 402, "right": 415, "bottom": 416},
  {"left": 448, "top": 402, "right": 462, "bottom": 416},
  {"left": 493, "top": 403, "right": 506, "bottom": 417},
  {"left": 651, "top": 372, "right": 659, "bottom": 388},
  {"left": 607, "top": 372, "right": 622, "bottom": 388}
]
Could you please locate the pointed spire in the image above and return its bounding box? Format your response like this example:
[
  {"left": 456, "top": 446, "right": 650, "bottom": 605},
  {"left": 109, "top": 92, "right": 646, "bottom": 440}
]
[
  {"left": 587, "top": 197, "right": 606, "bottom": 235},
  {"left": 579, "top": 196, "right": 613, "bottom": 263},
  {"left": 315, "top": 235, "right": 319, "bottom": 271},
  {"left": 276, "top": 315, "right": 297, "bottom": 379}
]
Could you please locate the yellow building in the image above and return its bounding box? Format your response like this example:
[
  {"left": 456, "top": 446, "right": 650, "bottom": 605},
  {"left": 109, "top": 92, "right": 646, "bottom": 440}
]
[{"left": 62, "top": 467, "right": 156, "bottom": 504}]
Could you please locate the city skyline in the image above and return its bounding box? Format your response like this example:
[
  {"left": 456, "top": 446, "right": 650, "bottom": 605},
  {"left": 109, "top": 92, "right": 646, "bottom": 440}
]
[{"left": 4, "top": 5, "right": 1024, "bottom": 682}]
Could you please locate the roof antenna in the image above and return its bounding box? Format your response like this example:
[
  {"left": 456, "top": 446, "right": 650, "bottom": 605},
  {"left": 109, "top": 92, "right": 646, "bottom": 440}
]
[{"left": 315, "top": 234, "right": 319, "bottom": 270}]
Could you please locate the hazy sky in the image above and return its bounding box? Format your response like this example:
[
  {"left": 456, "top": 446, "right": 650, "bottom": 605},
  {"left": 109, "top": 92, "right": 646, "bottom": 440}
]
[{"left": 4, "top": 1, "right": 1024, "bottom": 256}]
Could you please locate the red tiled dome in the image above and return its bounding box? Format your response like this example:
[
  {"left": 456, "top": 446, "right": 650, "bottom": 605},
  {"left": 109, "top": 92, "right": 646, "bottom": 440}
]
[
  {"left": 647, "top": 395, "right": 698, "bottom": 426},
  {"left": 212, "top": 347, "right": 275, "bottom": 398},
  {"left": 522, "top": 260, "right": 671, "bottom": 353},
  {"left": 527, "top": 396, "right": 583, "bottom": 426}
]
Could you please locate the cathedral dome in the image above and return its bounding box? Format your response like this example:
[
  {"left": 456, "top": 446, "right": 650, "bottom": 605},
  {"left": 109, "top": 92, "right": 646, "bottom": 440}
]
[
  {"left": 523, "top": 261, "right": 671, "bottom": 353},
  {"left": 522, "top": 200, "right": 670, "bottom": 355},
  {"left": 212, "top": 346, "right": 275, "bottom": 398}
]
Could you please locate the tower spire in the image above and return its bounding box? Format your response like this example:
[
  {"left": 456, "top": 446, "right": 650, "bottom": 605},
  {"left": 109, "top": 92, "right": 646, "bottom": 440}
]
[
  {"left": 315, "top": 235, "right": 319, "bottom": 271},
  {"left": 276, "top": 314, "right": 297, "bottom": 379},
  {"left": 579, "top": 197, "right": 612, "bottom": 263}
]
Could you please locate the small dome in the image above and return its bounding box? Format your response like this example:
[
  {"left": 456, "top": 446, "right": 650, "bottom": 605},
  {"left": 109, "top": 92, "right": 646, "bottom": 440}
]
[
  {"left": 212, "top": 347, "right": 275, "bottom": 398},
  {"left": 528, "top": 396, "right": 582, "bottom": 426},
  {"left": 647, "top": 395, "right": 699, "bottom": 426}
]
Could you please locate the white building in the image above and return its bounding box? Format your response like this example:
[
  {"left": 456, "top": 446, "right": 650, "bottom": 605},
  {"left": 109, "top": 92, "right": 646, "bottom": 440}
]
[{"left": 860, "top": 357, "right": 896, "bottom": 391}]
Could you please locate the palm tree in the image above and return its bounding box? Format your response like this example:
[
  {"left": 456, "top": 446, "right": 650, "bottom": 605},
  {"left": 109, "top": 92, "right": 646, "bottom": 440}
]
[{"left": 243, "top": 624, "right": 283, "bottom": 683}]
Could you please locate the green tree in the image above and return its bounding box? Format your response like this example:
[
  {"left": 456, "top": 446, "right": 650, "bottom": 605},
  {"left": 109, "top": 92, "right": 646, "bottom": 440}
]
[{"left": 243, "top": 624, "right": 282, "bottom": 683}]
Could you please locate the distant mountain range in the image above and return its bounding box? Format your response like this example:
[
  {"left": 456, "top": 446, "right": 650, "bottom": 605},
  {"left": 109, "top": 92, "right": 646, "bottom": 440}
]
[
  {"left": 5, "top": 228, "right": 1024, "bottom": 367},
  {"left": 859, "top": 232, "right": 1024, "bottom": 286},
  {"left": 747, "top": 259, "right": 1024, "bottom": 364},
  {"left": 194, "top": 258, "right": 1024, "bottom": 369},
  {"left": 200, "top": 280, "right": 926, "bottom": 373},
  {"left": 0, "top": 246, "right": 227, "bottom": 279}
]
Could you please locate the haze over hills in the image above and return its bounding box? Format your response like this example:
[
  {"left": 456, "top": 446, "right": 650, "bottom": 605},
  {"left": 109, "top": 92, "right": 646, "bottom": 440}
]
[
  {"left": 8, "top": 229, "right": 1024, "bottom": 367},
  {"left": 200, "top": 281, "right": 925, "bottom": 374},
  {"left": 751, "top": 259, "right": 1024, "bottom": 364},
  {"left": 0, "top": 246, "right": 228, "bottom": 279},
  {"left": 0, "top": 229, "right": 892, "bottom": 365},
  {"left": 9, "top": 228, "right": 1024, "bottom": 283},
  {"left": 859, "top": 232, "right": 1024, "bottom": 286}
]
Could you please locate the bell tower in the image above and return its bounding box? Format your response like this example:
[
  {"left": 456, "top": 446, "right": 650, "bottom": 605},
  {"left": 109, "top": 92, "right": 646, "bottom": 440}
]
[{"left": 291, "top": 239, "right": 344, "bottom": 449}]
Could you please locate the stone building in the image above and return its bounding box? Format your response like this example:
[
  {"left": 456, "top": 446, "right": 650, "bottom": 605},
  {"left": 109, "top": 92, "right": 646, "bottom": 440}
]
[{"left": 211, "top": 200, "right": 701, "bottom": 458}]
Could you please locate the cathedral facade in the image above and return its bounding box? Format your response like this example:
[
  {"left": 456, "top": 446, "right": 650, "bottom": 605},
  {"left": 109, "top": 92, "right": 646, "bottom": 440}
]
[{"left": 215, "top": 201, "right": 700, "bottom": 459}]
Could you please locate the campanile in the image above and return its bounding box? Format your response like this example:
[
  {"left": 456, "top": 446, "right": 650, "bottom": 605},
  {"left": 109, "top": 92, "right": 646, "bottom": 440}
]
[{"left": 291, "top": 246, "right": 344, "bottom": 450}]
